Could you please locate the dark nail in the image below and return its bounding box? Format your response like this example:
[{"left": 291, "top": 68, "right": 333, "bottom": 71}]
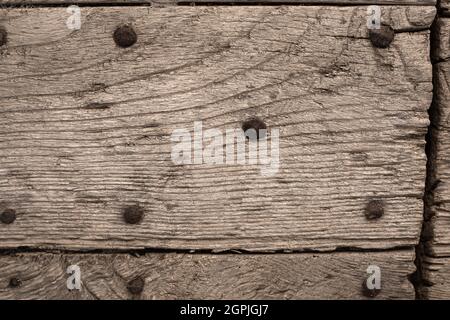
[
  {"left": 365, "top": 200, "right": 384, "bottom": 220},
  {"left": 127, "top": 276, "right": 145, "bottom": 295},
  {"left": 242, "top": 117, "right": 267, "bottom": 140},
  {"left": 369, "top": 25, "right": 394, "bottom": 48},
  {"left": 8, "top": 277, "right": 21, "bottom": 288},
  {"left": 361, "top": 279, "right": 380, "bottom": 298},
  {"left": 0, "top": 209, "right": 16, "bottom": 224},
  {"left": 0, "top": 27, "right": 7, "bottom": 47},
  {"left": 123, "top": 205, "right": 144, "bottom": 224},
  {"left": 113, "top": 25, "right": 137, "bottom": 48}
]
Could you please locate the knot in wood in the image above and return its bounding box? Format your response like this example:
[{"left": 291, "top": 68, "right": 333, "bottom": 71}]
[
  {"left": 242, "top": 117, "right": 267, "bottom": 140},
  {"left": 369, "top": 25, "right": 394, "bottom": 49},
  {"left": 0, "top": 208, "right": 16, "bottom": 224},
  {"left": 123, "top": 205, "right": 144, "bottom": 224},
  {"left": 113, "top": 25, "right": 137, "bottom": 48}
]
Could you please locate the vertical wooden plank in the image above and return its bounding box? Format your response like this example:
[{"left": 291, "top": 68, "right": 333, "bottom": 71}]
[{"left": 421, "top": 16, "right": 450, "bottom": 299}]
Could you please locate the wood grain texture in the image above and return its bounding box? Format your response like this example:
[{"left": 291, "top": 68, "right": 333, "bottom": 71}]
[
  {"left": 424, "top": 61, "right": 450, "bottom": 257},
  {"left": 421, "top": 256, "right": 450, "bottom": 299},
  {"left": 0, "top": 0, "right": 438, "bottom": 6},
  {"left": 432, "top": 17, "right": 450, "bottom": 62},
  {"left": 440, "top": 0, "right": 450, "bottom": 15},
  {"left": 0, "top": 6, "right": 434, "bottom": 251},
  {"left": 0, "top": 251, "right": 416, "bottom": 299},
  {"left": 420, "top": 17, "right": 450, "bottom": 299}
]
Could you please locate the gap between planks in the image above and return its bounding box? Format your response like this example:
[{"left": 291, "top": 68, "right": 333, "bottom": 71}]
[{"left": 0, "top": 244, "right": 416, "bottom": 255}]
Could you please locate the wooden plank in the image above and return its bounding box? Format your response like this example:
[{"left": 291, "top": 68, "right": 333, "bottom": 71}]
[
  {"left": 425, "top": 62, "right": 450, "bottom": 257},
  {"left": 432, "top": 18, "right": 450, "bottom": 62},
  {"left": 0, "top": 0, "right": 438, "bottom": 6},
  {"left": 421, "top": 17, "right": 450, "bottom": 299},
  {"left": 422, "top": 256, "right": 450, "bottom": 299},
  {"left": 427, "top": 18, "right": 449, "bottom": 258},
  {"left": 440, "top": 1, "right": 450, "bottom": 15},
  {"left": 0, "top": 251, "right": 416, "bottom": 299},
  {"left": 0, "top": 6, "right": 434, "bottom": 251}
]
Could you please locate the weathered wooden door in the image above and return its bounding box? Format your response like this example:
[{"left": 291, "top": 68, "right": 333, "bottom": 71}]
[{"left": 0, "top": 0, "right": 447, "bottom": 299}]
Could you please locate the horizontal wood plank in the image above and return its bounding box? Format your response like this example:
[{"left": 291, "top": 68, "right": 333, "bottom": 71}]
[
  {"left": 0, "top": 251, "right": 416, "bottom": 299},
  {"left": 0, "top": 6, "right": 434, "bottom": 251}
]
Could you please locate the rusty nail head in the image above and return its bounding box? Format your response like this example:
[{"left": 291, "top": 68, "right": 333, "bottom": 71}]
[
  {"left": 361, "top": 279, "right": 381, "bottom": 298},
  {"left": 0, "top": 209, "right": 16, "bottom": 224},
  {"left": 369, "top": 25, "right": 394, "bottom": 49},
  {"left": 242, "top": 117, "right": 267, "bottom": 140},
  {"left": 113, "top": 25, "right": 137, "bottom": 48},
  {"left": 9, "top": 277, "right": 21, "bottom": 288},
  {"left": 365, "top": 199, "right": 384, "bottom": 220},
  {"left": 127, "top": 276, "right": 145, "bottom": 295},
  {"left": 123, "top": 205, "right": 144, "bottom": 224}
]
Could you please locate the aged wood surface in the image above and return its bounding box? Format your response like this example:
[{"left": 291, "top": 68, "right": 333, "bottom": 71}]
[
  {"left": 0, "top": 6, "right": 434, "bottom": 251},
  {"left": 424, "top": 69, "right": 450, "bottom": 257},
  {"left": 0, "top": 251, "right": 415, "bottom": 299},
  {"left": 432, "top": 18, "right": 450, "bottom": 62},
  {"left": 422, "top": 256, "right": 450, "bottom": 299},
  {"left": 0, "top": 0, "right": 438, "bottom": 6},
  {"left": 420, "top": 16, "right": 450, "bottom": 299},
  {"left": 440, "top": 1, "right": 450, "bottom": 15},
  {"left": 427, "top": 17, "right": 449, "bottom": 256}
]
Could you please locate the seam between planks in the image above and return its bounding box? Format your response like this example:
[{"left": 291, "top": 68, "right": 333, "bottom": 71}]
[
  {"left": 413, "top": 3, "right": 444, "bottom": 300},
  {"left": 0, "top": 244, "right": 416, "bottom": 256}
]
